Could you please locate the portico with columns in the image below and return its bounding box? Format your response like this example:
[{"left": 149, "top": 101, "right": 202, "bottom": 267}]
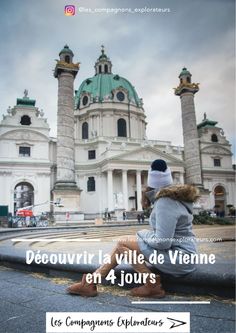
[
  {"left": 105, "top": 166, "right": 184, "bottom": 212},
  {"left": 77, "top": 144, "right": 185, "bottom": 218},
  {"left": 106, "top": 167, "right": 183, "bottom": 214},
  {"left": 105, "top": 168, "right": 145, "bottom": 212}
]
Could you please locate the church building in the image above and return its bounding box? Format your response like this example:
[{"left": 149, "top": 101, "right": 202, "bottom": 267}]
[{"left": 0, "top": 46, "right": 235, "bottom": 221}]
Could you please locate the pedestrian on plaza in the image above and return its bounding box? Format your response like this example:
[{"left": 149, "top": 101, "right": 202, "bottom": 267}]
[
  {"left": 65, "top": 212, "right": 70, "bottom": 224},
  {"left": 123, "top": 211, "right": 126, "bottom": 221},
  {"left": 141, "top": 213, "right": 145, "bottom": 223},
  {"left": 67, "top": 159, "right": 199, "bottom": 298},
  {"left": 25, "top": 216, "right": 30, "bottom": 227},
  {"left": 137, "top": 214, "right": 141, "bottom": 223},
  {"left": 107, "top": 212, "right": 111, "bottom": 221}
]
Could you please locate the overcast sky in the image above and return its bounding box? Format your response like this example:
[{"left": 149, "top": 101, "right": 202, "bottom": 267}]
[{"left": 0, "top": 0, "right": 235, "bottom": 160}]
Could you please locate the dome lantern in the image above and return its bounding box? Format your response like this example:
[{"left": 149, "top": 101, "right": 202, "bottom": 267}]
[
  {"left": 59, "top": 44, "right": 74, "bottom": 64},
  {"left": 94, "top": 45, "right": 112, "bottom": 75},
  {"left": 174, "top": 67, "right": 199, "bottom": 96},
  {"left": 178, "top": 67, "right": 192, "bottom": 84}
]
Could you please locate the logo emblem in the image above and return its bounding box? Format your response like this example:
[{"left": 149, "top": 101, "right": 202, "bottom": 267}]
[{"left": 64, "top": 5, "right": 75, "bottom": 16}]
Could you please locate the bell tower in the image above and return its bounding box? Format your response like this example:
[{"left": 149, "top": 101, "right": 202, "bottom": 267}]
[{"left": 175, "top": 68, "right": 203, "bottom": 186}]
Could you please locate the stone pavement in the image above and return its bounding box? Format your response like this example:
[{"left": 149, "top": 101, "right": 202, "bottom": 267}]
[
  {"left": 0, "top": 266, "right": 235, "bottom": 333},
  {"left": 0, "top": 224, "right": 235, "bottom": 298}
]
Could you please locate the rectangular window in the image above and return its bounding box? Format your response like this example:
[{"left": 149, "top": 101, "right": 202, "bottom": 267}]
[
  {"left": 88, "top": 150, "right": 96, "bottom": 160},
  {"left": 87, "top": 177, "right": 95, "bottom": 192},
  {"left": 19, "top": 146, "right": 31, "bottom": 157},
  {"left": 214, "top": 158, "right": 221, "bottom": 167}
]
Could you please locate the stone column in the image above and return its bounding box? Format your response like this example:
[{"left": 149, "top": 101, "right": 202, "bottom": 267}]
[
  {"left": 122, "top": 169, "right": 129, "bottom": 210},
  {"left": 97, "top": 173, "right": 103, "bottom": 217},
  {"left": 96, "top": 115, "right": 99, "bottom": 137},
  {"left": 180, "top": 93, "right": 202, "bottom": 185},
  {"left": 175, "top": 68, "right": 202, "bottom": 186},
  {"left": 56, "top": 71, "right": 77, "bottom": 186},
  {"left": 53, "top": 46, "right": 83, "bottom": 222},
  {"left": 107, "top": 170, "right": 113, "bottom": 211},
  {"left": 89, "top": 116, "right": 92, "bottom": 138},
  {"left": 136, "top": 170, "right": 142, "bottom": 211}
]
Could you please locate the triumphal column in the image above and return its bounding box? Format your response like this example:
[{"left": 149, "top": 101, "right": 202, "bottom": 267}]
[{"left": 53, "top": 45, "right": 82, "bottom": 222}]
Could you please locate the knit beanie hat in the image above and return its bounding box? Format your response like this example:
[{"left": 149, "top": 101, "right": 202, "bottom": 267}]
[{"left": 147, "top": 159, "right": 173, "bottom": 190}]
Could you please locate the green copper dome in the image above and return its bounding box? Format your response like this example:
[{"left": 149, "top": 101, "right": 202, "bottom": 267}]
[
  {"left": 59, "top": 44, "right": 74, "bottom": 56},
  {"left": 75, "top": 73, "right": 142, "bottom": 108},
  {"left": 179, "top": 67, "right": 191, "bottom": 77},
  {"left": 16, "top": 90, "right": 36, "bottom": 107},
  {"left": 197, "top": 113, "right": 218, "bottom": 129}
]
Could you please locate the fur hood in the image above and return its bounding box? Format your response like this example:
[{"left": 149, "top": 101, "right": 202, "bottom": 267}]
[{"left": 156, "top": 184, "right": 199, "bottom": 203}]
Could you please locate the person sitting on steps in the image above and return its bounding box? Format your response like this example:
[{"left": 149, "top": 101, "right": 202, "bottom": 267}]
[{"left": 67, "top": 159, "right": 199, "bottom": 298}]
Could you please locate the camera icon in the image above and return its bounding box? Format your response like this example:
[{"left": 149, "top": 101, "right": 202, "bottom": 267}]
[{"left": 64, "top": 5, "right": 76, "bottom": 16}]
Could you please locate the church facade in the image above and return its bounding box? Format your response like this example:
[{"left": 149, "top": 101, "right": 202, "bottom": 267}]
[{"left": 0, "top": 46, "right": 235, "bottom": 219}]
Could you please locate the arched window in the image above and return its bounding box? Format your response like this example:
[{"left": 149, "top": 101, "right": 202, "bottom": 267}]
[
  {"left": 14, "top": 182, "right": 34, "bottom": 213},
  {"left": 186, "top": 76, "right": 191, "bottom": 83},
  {"left": 82, "top": 122, "right": 89, "bottom": 139},
  {"left": 99, "top": 65, "right": 102, "bottom": 74},
  {"left": 87, "top": 177, "right": 95, "bottom": 192},
  {"left": 65, "top": 55, "right": 70, "bottom": 63},
  {"left": 20, "top": 115, "right": 31, "bottom": 126},
  {"left": 104, "top": 64, "right": 108, "bottom": 73},
  {"left": 117, "top": 118, "right": 127, "bottom": 137},
  {"left": 211, "top": 134, "right": 218, "bottom": 142},
  {"left": 214, "top": 185, "right": 225, "bottom": 196},
  {"left": 214, "top": 185, "right": 226, "bottom": 216}
]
